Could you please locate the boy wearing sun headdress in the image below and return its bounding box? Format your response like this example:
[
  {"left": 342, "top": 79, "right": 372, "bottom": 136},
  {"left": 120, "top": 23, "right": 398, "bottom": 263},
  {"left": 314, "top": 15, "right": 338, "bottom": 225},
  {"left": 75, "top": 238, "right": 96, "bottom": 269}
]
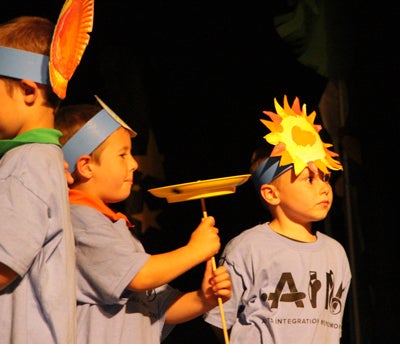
[
  {"left": 204, "top": 95, "right": 352, "bottom": 344},
  {"left": 0, "top": 2, "right": 93, "bottom": 342}
]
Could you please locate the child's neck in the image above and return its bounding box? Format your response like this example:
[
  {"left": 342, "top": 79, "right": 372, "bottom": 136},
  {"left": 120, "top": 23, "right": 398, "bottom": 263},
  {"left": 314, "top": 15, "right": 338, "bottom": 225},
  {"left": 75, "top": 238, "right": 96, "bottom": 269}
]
[{"left": 268, "top": 220, "right": 317, "bottom": 243}]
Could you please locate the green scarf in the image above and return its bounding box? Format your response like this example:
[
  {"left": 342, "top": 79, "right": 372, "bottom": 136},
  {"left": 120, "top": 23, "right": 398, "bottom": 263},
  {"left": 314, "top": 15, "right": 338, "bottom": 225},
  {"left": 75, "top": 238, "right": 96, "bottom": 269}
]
[{"left": 0, "top": 128, "right": 62, "bottom": 158}]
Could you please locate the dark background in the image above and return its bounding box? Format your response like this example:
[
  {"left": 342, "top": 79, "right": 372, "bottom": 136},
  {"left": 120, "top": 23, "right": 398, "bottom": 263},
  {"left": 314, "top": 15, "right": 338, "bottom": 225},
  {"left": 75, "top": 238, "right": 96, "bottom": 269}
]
[{"left": 1, "top": 1, "right": 398, "bottom": 343}]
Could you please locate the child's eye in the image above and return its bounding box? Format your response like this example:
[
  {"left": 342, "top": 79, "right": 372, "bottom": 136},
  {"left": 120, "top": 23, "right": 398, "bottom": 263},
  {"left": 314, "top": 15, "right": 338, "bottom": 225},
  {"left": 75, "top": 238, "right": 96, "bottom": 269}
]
[
  {"left": 322, "top": 174, "right": 331, "bottom": 183},
  {"left": 306, "top": 177, "right": 314, "bottom": 184}
]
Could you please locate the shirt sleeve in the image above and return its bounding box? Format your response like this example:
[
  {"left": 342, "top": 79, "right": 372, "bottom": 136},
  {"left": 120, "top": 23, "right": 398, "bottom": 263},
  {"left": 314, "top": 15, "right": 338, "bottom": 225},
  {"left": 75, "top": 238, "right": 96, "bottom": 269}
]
[{"left": 72, "top": 205, "right": 151, "bottom": 305}]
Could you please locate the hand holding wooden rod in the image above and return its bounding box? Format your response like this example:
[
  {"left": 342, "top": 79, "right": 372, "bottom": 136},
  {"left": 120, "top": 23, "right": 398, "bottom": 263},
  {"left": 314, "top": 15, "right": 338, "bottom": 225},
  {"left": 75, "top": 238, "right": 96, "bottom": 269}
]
[
  {"left": 148, "top": 174, "right": 251, "bottom": 344},
  {"left": 200, "top": 198, "right": 230, "bottom": 344}
]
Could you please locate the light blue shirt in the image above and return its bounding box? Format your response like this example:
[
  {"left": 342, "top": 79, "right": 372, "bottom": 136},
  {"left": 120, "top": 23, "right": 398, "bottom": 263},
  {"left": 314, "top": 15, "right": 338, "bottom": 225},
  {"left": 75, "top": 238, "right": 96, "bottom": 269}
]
[
  {"left": 204, "top": 223, "right": 352, "bottom": 344},
  {"left": 71, "top": 205, "right": 182, "bottom": 344},
  {"left": 0, "top": 143, "right": 76, "bottom": 343}
]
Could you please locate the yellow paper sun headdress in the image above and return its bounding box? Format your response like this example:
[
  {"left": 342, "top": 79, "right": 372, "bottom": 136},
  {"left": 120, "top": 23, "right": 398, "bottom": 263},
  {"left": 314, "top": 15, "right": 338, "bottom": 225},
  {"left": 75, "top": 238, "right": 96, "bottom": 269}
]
[
  {"left": 0, "top": 0, "right": 93, "bottom": 100},
  {"left": 252, "top": 95, "right": 343, "bottom": 189}
]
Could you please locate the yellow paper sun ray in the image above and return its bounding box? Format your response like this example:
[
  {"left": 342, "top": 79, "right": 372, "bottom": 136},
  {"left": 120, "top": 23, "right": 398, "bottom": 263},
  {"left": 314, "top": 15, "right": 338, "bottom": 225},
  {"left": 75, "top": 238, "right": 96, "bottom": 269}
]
[{"left": 261, "top": 95, "right": 343, "bottom": 175}]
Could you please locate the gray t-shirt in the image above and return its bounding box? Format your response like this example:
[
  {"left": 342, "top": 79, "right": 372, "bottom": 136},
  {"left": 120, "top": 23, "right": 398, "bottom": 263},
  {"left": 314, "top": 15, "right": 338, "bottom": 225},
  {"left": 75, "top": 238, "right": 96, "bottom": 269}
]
[
  {"left": 204, "top": 223, "right": 352, "bottom": 344},
  {"left": 0, "top": 144, "right": 76, "bottom": 343},
  {"left": 71, "top": 205, "right": 182, "bottom": 344}
]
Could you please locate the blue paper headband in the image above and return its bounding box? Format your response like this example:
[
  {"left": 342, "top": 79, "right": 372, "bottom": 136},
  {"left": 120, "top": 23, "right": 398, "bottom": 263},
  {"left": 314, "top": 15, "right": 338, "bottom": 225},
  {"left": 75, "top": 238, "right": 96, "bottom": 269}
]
[
  {"left": 63, "top": 95, "right": 137, "bottom": 173},
  {"left": 251, "top": 156, "right": 293, "bottom": 192},
  {"left": 0, "top": 46, "right": 50, "bottom": 84}
]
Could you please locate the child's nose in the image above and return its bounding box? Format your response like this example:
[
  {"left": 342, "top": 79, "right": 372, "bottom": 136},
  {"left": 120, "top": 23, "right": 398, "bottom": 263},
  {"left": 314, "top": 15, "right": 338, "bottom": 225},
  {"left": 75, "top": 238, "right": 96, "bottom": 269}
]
[
  {"left": 319, "top": 179, "right": 331, "bottom": 194},
  {"left": 130, "top": 155, "right": 139, "bottom": 171}
]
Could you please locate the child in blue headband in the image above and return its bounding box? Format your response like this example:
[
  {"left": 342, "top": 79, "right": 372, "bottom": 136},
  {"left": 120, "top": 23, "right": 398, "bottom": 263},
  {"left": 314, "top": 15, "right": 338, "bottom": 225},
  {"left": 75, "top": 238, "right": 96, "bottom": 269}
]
[
  {"left": 0, "top": 3, "right": 93, "bottom": 342},
  {"left": 205, "top": 95, "right": 351, "bottom": 343},
  {"left": 55, "top": 97, "right": 232, "bottom": 344}
]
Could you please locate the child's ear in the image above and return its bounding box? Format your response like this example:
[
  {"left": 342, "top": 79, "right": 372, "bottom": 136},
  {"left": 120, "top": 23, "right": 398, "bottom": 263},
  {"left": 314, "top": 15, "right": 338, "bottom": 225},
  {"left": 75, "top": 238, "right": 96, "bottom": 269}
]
[
  {"left": 260, "top": 184, "right": 280, "bottom": 205},
  {"left": 75, "top": 155, "right": 94, "bottom": 178},
  {"left": 20, "top": 79, "right": 39, "bottom": 104}
]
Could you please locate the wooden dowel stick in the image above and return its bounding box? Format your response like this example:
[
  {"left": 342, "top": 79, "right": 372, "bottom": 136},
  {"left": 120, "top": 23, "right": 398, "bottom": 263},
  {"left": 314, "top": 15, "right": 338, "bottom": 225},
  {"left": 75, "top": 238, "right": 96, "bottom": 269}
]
[{"left": 200, "top": 198, "right": 230, "bottom": 344}]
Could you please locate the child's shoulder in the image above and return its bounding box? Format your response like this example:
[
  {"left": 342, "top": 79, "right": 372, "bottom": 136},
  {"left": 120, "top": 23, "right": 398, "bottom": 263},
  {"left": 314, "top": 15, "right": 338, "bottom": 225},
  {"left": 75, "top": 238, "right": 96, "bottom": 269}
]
[
  {"left": 1, "top": 143, "right": 62, "bottom": 173},
  {"left": 226, "top": 222, "right": 270, "bottom": 247},
  {"left": 317, "top": 231, "right": 348, "bottom": 252}
]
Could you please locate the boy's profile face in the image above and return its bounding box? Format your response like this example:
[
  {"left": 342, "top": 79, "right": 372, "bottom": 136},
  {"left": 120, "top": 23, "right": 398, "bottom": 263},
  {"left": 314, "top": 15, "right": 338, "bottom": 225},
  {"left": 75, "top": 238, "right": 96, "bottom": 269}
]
[
  {"left": 89, "top": 127, "right": 138, "bottom": 204},
  {"left": 268, "top": 166, "right": 333, "bottom": 223},
  {"left": 0, "top": 78, "right": 21, "bottom": 139},
  {"left": 0, "top": 77, "right": 53, "bottom": 140}
]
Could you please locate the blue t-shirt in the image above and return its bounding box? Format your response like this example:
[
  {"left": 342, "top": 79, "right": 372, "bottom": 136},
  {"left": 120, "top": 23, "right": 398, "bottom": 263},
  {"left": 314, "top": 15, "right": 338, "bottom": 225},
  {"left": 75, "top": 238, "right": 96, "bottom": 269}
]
[
  {"left": 204, "top": 223, "right": 352, "bottom": 344},
  {"left": 0, "top": 143, "right": 76, "bottom": 343},
  {"left": 71, "top": 205, "right": 182, "bottom": 344}
]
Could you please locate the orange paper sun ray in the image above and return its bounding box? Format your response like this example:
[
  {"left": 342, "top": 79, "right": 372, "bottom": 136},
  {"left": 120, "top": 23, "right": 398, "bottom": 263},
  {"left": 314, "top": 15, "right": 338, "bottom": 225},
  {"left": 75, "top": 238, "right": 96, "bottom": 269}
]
[
  {"left": 261, "top": 95, "right": 343, "bottom": 175},
  {"left": 49, "top": 0, "right": 94, "bottom": 99}
]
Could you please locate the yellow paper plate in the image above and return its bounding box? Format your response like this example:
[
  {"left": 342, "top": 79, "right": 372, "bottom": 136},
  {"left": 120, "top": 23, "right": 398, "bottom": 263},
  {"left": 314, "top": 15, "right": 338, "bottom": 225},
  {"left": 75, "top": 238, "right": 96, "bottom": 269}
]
[{"left": 148, "top": 174, "right": 251, "bottom": 203}]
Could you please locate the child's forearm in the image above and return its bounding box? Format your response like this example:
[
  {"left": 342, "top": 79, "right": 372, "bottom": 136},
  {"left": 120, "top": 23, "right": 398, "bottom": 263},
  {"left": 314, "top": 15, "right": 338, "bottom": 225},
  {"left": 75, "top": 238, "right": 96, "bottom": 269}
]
[
  {"left": 164, "top": 290, "right": 212, "bottom": 324},
  {"left": 128, "top": 216, "right": 220, "bottom": 291},
  {"left": 128, "top": 246, "right": 209, "bottom": 291}
]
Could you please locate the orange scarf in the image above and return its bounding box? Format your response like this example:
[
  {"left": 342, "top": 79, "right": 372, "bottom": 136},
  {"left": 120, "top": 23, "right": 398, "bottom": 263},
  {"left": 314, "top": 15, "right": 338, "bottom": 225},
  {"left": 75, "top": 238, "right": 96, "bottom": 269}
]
[{"left": 69, "top": 189, "right": 133, "bottom": 227}]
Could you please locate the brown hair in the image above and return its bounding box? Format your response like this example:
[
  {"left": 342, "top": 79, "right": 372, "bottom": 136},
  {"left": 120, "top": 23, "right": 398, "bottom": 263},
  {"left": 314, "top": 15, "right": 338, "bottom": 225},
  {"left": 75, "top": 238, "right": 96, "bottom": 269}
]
[
  {"left": 55, "top": 103, "right": 102, "bottom": 145},
  {"left": 0, "top": 16, "right": 60, "bottom": 107},
  {"left": 55, "top": 103, "right": 104, "bottom": 181},
  {"left": 249, "top": 139, "right": 275, "bottom": 174}
]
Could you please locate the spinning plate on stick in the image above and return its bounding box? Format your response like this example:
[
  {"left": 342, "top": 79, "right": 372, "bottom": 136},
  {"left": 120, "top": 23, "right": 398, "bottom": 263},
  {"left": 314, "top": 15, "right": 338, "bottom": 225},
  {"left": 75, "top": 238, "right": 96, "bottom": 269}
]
[
  {"left": 148, "top": 174, "right": 251, "bottom": 203},
  {"left": 148, "top": 174, "right": 251, "bottom": 344}
]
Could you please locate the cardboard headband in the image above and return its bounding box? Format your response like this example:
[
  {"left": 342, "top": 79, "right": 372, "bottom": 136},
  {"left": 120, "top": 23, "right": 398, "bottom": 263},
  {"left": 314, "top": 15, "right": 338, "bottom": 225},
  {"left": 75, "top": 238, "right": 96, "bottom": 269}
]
[
  {"left": 252, "top": 95, "right": 343, "bottom": 191},
  {"left": 0, "top": 47, "right": 50, "bottom": 84},
  {"left": 251, "top": 156, "right": 293, "bottom": 191},
  {"left": 63, "top": 95, "right": 137, "bottom": 173}
]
